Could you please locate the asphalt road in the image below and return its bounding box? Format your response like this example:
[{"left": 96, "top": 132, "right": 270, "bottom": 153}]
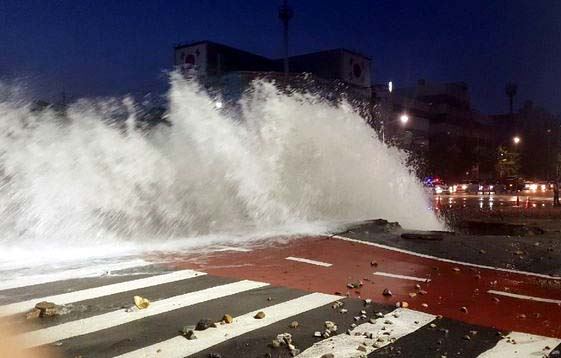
[{"left": 2, "top": 221, "right": 561, "bottom": 357}]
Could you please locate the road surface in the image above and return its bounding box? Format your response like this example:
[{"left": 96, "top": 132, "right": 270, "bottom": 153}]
[{"left": 2, "top": 221, "right": 561, "bottom": 357}]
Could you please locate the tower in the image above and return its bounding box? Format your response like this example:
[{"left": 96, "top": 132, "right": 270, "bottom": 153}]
[
  {"left": 278, "top": 0, "right": 294, "bottom": 77},
  {"left": 505, "top": 82, "right": 518, "bottom": 115}
]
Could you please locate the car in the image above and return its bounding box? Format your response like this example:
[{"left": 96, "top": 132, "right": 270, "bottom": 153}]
[
  {"left": 423, "top": 177, "right": 450, "bottom": 194},
  {"left": 453, "top": 180, "right": 479, "bottom": 194},
  {"left": 478, "top": 183, "right": 496, "bottom": 195}
]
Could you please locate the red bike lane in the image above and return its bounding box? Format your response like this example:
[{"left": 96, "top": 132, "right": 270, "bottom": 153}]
[{"left": 158, "top": 235, "right": 561, "bottom": 338}]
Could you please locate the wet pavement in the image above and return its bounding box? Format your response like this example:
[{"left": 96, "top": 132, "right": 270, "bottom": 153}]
[{"left": 2, "top": 218, "right": 561, "bottom": 357}]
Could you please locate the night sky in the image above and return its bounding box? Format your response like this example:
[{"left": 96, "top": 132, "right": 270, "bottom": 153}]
[{"left": 1, "top": 0, "right": 560, "bottom": 115}]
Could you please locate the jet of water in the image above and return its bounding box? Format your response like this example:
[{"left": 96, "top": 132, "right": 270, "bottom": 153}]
[{"left": 0, "top": 73, "right": 443, "bottom": 267}]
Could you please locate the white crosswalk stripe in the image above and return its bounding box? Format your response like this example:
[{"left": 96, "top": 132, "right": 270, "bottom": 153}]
[
  {"left": 477, "top": 332, "right": 561, "bottom": 357},
  {"left": 0, "top": 269, "right": 205, "bottom": 317},
  {"left": 115, "top": 292, "right": 340, "bottom": 358},
  {"left": 0, "top": 259, "right": 151, "bottom": 291},
  {"left": 16, "top": 279, "right": 268, "bottom": 349},
  {"left": 297, "top": 308, "right": 435, "bottom": 357}
]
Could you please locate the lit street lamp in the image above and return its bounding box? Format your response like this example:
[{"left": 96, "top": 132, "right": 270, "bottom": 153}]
[
  {"left": 400, "top": 113, "right": 409, "bottom": 125},
  {"left": 513, "top": 135, "right": 521, "bottom": 206}
]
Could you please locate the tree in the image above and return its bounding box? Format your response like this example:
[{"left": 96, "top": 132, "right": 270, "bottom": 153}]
[{"left": 496, "top": 145, "right": 520, "bottom": 178}]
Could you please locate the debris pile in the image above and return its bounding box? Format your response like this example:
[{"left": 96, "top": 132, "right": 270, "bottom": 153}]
[
  {"left": 26, "top": 301, "right": 62, "bottom": 319},
  {"left": 270, "top": 332, "right": 299, "bottom": 356}
]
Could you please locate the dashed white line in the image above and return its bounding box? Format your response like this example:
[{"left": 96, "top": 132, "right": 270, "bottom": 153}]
[
  {"left": 330, "top": 235, "right": 561, "bottom": 280},
  {"left": 373, "top": 271, "right": 431, "bottom": 282},
  {"left": 212, "top": 246, "right": 252, "bottom": 252},
  {"left": 477, "top": 332, "right": 561, "bottom": 357},
  {"left": 0, "top": 259, "right": 151, "bottom": 292},
  {"left": 487, "top": 290, "right": 561, "bottom": 305},
  {"left": 298, "top": 308, "right": 435, "bottom": 357},
  {"left": 17, "top": 280, "right": 269, "bottom": 349},
  {"left": 285, "top": 256, "right": 333, "bottom": 267},
  {"left": 0, "top": 269, "right": 206, "bottom": 317},
  {"left": 115, "top": 292, "right": 340, "bottom": 358}
]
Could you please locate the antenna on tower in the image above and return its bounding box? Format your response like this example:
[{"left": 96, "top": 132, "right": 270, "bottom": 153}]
[{"left": 278, "top": 0, "right": 294, "bottom": 77}]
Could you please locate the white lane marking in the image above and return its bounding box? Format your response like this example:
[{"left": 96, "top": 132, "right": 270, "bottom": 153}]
[
  {"left": 487, "top": 290, "right": 561, "bottom": 305},
  {"left": 0, "top": 259, "right": 151, "bottom": 292},
  {"left": 477, "top": 332, "right": 561, "bottom": 357},
  {"left": 115, "top": 292, "right": 340, "bottom": 358},
  {"left": 298, "top": 308, "right": 435, "bottom": 357},
  {"left": 212, "top": 246, "right": 252, "bottom": 252},
  {"left": 331, "top": 235, "right": 561, "bottom": 280},
  {"left": 0, "top": 269, "right": 206, "bottom": 317},
  {"left": 285, "top": 257, "right": 333, "bottom": 267},
  {"left": 373, "top": 271, "right": 431, "bottom": 282},
  {"left": 17, "top": 280, "right": 268, "bottom": 349}
]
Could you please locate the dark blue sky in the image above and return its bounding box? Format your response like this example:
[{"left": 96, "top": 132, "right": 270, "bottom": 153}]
[{"left": 1, "top": 0, "right": 560, "bottom": 114}]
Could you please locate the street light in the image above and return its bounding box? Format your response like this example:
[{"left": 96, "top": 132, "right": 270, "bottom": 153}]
[
  {"left": 513, "top": 135, "right": 521, "bottom": 206},
  {"left": 400, "top": 113, "right": 409, "bottom": 125}
]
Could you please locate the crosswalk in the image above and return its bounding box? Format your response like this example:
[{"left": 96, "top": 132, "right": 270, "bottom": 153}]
[{"left": 1, "top": 262, "right": 560, "bottom": 358}]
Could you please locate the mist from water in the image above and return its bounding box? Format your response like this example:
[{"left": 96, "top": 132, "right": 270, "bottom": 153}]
[{"left": 0, "top": 73, "right": 442, "bottom": 266}]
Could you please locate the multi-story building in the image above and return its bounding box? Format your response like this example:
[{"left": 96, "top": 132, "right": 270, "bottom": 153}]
[
  {"left": 375, "top": 79, "right": 496, "bottom": 180},
  {"left": 173, "top": 41, "right": 371, "bottom": 106}
]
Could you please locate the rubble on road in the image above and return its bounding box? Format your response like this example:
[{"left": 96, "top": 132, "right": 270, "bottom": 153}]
[
  {"left": 382, "top": 288, "right": 392, "bottom": 297},
  {"left": 179, "top": 327, "right": 197, "bottom": 340},
  {"left": 222, "top": 314, "right": 233, "bottom": 324},
  {"left": 254, "top": 311, "right": 266, "bottom": 319},
  {"left": 195, "top": 318, "right": 214, "bottom": 331},
  {"left": 26, "top": 308, "right": 41, "bottom": 319},
  {"left": 133, "top": 295, "right": 150, "bottom": 310},
  {"left": 289, "top": 321, "right": 299, "bottom": 328},
  {"left": 332, "top": 301, "right": 344, "bottom": 309},
  {"left": 325, "top": 321, "right": 338, "bottom": 332},
  {"left": 32, "top": 301, "right": 61, "bottom": 318}
]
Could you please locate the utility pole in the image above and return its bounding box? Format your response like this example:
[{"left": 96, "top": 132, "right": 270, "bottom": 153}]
[
  {"left": 505, "top": 82, "right": 518, "bottom": 115},
  {"left": 278, "top": 0, "right": 293, "bottom": 78}
]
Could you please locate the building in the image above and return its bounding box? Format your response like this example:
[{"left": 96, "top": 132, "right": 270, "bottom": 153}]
[
  {"left": 173, "top": 41, "right": 371, "bottom": 106},
  {"left": 374, "top": 80, "right": 497, "bottom": 180}
]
